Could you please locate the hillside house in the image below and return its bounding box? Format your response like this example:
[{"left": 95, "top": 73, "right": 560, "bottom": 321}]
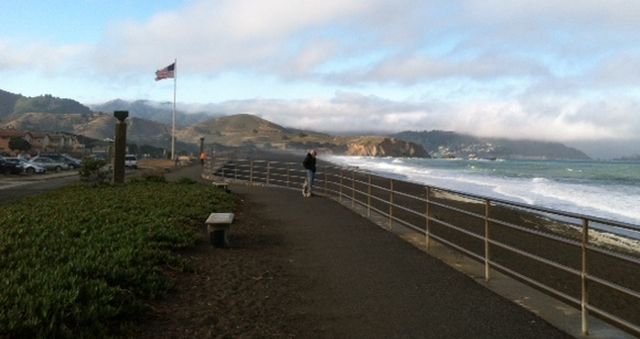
[
  {"left": 0, "top": 130, "right": 33, "bottom": 155},
  {"left": 46, "top": 134, "right": 63, "bottom": 151},
  {"left": 30, "top": 132, "right": 50, "bottom": 151},
  {"left": 45, "top": 134, "right": 82, "bottom": 152},
  {"left": 0, "top": 129, "right": 84, "bottom": 155}
]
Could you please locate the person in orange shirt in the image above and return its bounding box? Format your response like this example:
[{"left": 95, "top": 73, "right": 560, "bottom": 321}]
[{"left": 199, "top": 151, "right": 206, "bottom": 165}]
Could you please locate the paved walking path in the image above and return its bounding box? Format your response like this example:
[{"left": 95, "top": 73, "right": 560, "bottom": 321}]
[{"left": 170, "top": 165, "right": 571, "bottom": 338}]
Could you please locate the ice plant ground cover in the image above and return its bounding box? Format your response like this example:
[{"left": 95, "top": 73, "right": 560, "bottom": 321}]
[{"left": 0, "top": 177, "right": 235, "bottom": 338}]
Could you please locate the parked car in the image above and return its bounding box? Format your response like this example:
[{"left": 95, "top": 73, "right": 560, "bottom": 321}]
[
  {"left": 39, "top": 153, "right": 82, "bottom": 169},
  {"left": 125, "top": 154, "right": 138, "bottom": 169},
  {"left": 28, "top": 156, "right": 70, "bottom": 172},
  {"left": 5, "top": 158, "right": 47, "bottom": 175},
  {"left": 0, "top": 157, "right": 22, "bottom": 175}
]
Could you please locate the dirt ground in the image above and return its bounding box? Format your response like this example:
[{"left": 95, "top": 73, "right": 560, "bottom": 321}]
[
  {"left": 129, "top": 194, "right": 302, "bottom": 338},
  {"left": 127, "top": 161, "right": 299, "bottom": 337}
]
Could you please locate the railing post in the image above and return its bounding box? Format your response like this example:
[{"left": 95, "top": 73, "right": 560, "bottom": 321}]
[
  {"left": 484, "top": 199, "right": 491, "bottom": 281},
  {"left": 367, "top": 174, "right": 372, "bottom": 217},
  {"left": 351, "top": 170, "right": 355, "bottom": 208},
  {"left": 287, "top": 164, "right": 290, "bottom": 187},
  {"left": 266, "top": 162, "right": 271, "bottom": 185},
  {"left": 249, "top": 160, "right": 254, "bottom": 183},
  {"left": 581, "top": 218, "right": 590, "bottom": 335},
  {"left": 389, "top": 179, "right": 394, "bottom": 229},
  {"left": 425, "top": 186, "right": 431, "bottom": 251},
  {"left": 221, "top": 162, "right": 225, "bottom": 179},
  {"left": 324, "top": 168, "right": 328, "bottom": 196},
  {"left": 339, "top": 169, "right": 343, "bottom": 203},
  {"left": 234, "top": 161, "right": 238, "bottom": 180}
]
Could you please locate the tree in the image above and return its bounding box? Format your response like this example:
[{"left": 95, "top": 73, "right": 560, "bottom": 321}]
[{"left": 8, "top": 137, "right": 31, "bottom": 153}]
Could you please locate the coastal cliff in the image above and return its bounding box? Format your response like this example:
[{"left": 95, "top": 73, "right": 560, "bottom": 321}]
[
  {"left": 345, "top": 137, "right": 428, "bottom": 157},
  {"left": 394, "top": 130, "right": 591, "bottom": 160}
]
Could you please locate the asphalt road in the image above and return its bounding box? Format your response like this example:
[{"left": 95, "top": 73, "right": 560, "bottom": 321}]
[{"left": 0, "top": 173, "right": 80, "bottom": 204}]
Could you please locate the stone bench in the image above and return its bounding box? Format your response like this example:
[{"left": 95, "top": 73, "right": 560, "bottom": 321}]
[
  {"left": 205, "top": 212, "right": 234, "bottom": 248},
  {"left": 212, "top": 181, "right": 230, "bottom": 192}
]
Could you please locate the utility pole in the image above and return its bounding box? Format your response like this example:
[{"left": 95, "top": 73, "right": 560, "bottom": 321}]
[{"left": 113, "top": 110, "right": 128, "bottom": 184}]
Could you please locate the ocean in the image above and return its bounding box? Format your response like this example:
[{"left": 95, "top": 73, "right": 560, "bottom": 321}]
[{"left": 323, "top": 156, "right": 640, "bottom": 231}]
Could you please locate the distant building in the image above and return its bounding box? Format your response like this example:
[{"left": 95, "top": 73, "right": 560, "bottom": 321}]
[
  {"left": 0, "top": 129, "right": 84, "bottom": 155},
  {"left": 0, "top": 130, "right": 32, "bottom": 155},
  {"left": 30, "top": 132, "right": 50, "bottom": 151}
]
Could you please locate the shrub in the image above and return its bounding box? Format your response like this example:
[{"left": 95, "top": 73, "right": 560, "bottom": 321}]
[
  {"left": 0, "top": 180, "right": 235, "bottom": 337},
  {"left": 143, "top": 174, "right": 166, "bottom": 183},
  {"left": 176, "top": 177, "right": 197, "bottom": 185},
  {"left": 78, "top": 158, "right": 110, "bottom": 185}
]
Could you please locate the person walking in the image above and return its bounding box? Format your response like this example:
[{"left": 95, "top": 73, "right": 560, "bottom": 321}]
[
  {"left": 199, "top": 151, "right": 206, "bottom": 166},
  {"left": 302, "top": 150, "right": 317, "bottom": 197}
]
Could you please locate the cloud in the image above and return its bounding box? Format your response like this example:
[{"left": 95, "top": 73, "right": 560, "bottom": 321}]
[
  {"left": 187, "top": 91, "right": 639, "bottom": 142},
  {"left": 0, "top": 39, "right": 87, "bottom": 72},
  {"left": 328, "top": 53, "right": 550, "bottom": 85},
  {"left": 7, "top": 0, "right": 640, "bottom": 89},
  {"left": 462, "top": 0, "right": 640, "bottom": 28},
  {"left": 590, "top": 53, "right": 640, "bottom": 88},
  {"left": 92, "top": 0, "right": 385, "bottom": 73},
  {"left": 2, "top": 0, "right": 639, "bottom": 145}
]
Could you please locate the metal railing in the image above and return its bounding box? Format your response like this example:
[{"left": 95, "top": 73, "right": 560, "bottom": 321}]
[{"left": 204, "top": 157, "right": 640, "bottom": 336}]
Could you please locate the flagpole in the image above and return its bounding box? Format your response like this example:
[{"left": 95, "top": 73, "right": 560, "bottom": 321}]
[{"left": 171, "top": 58, "right": 177, "bottom": 160}]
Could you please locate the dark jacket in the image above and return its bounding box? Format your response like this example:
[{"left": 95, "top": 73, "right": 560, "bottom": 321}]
[{"left": 302, "top": 153, "right": 316, "bottom": 172}]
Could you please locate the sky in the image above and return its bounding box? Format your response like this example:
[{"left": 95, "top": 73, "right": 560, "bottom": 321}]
[{"left": 1, "top": 0, "right": 639, "bottom": 157}]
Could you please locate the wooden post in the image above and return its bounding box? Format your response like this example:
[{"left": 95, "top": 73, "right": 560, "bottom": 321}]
[{"left": 112, "top": 111, "right": 128, "bottom": 184}]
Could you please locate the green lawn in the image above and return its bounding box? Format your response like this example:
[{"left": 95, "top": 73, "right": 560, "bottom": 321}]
[{"left": 0, "top": 178, "right": 235, "bottom": 338}]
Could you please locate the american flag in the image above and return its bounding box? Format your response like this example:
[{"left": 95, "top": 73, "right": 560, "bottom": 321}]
[{"left": 155, "top": 62, "right": 175, "bottom": 81}]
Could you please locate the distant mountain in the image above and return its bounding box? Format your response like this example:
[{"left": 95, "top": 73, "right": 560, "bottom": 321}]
[
  {"left": 178, "top": 113, "right": 329, "bottom": 146},
  {"left": 179, "top": 113, "right": 427, "bottom": 157},
  {"left": 394, "top": 130, "right": 591, "bottom": 160},
  {"left": 1, "top": 111, "right": 182, "bottom": 150},
  {"left": 13, "top": 94, "right": 92, "bottom": 115},
  {"left": 3, "top": 112, "right": 90, "bottom": 132},
  {"left": 1, "top": 108, "right": 427, "bottom": 157},
  {"left": 0, "top": 89, "right": 22, "bottom": 118},
  {"left": 91, "top": 99, "right": 214, "bottom": 128},
  {"left": 614, "top": 154, "right": 640, "bottom": 162},
  {"left": 0, "top": 89, "right": 91, "bottom": 118}
]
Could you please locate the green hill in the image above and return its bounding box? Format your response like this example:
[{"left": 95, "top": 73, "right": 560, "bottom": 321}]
[
  {"left": 0, "top": 89, "right": 22, "bottom": 118},
  {"left": 13, "top": 94, "right": 92, "bottom": 115}
]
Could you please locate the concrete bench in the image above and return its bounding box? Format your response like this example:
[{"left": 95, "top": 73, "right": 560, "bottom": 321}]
[
  {"left": 205, "top": 212, "right": 234, "bottom": 248},
  {"left": 212, "top": 181, "right": 230, "bottom": 192}
]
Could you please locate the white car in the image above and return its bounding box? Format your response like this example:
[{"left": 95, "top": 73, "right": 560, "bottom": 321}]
[
  {"left": 125, "top": 155, "right": 138, "bottom": 169},
  {"left": 7, "top": 158, "right": 47, "bottom": 175},
  {"left": 28, "top": 156, "right": 70, "bottom": 172}
]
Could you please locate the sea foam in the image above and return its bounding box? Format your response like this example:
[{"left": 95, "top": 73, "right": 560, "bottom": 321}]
[{"left": 324, "top": 155, "right": 640, "bottom": 228}]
